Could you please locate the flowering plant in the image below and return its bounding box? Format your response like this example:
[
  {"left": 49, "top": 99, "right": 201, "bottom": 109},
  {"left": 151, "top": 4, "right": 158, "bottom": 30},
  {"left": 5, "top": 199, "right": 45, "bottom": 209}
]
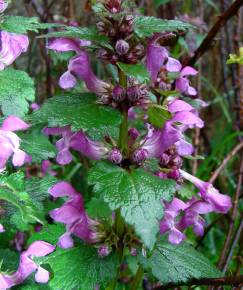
[{"left": 0, "top": 1, "right": 236, "bottom": 289}]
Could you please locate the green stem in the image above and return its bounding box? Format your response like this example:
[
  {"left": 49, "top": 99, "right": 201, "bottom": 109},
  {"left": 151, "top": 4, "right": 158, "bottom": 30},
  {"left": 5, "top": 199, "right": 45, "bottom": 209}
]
[{"left": 130, "top": 265, "right": 144, "bottom": 290}]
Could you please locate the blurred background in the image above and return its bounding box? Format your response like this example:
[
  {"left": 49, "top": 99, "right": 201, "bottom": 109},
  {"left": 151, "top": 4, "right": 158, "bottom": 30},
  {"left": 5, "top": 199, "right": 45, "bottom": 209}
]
[{"left": 8, "top": 0, "right": 243, "bottom": 281}]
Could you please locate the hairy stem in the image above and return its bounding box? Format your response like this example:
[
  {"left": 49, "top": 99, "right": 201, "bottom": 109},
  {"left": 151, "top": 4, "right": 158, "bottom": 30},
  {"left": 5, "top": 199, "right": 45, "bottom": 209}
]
[{"left": 131, "top": 265, "right": 144, "bottom": 290}]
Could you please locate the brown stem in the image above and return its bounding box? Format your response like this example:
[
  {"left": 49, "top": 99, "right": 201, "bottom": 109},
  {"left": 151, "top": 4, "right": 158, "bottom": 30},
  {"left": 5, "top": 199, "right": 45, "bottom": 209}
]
[
  {"left": 209, "top": 141, "right": 243, "bottom": 183},
  {"left": 185, "top": 0, "right": 243, "bottom": 66},
  {"left": 217, "top": 155, "right": 243, "bottom": 270},
  {"left": 152, "top": 275, "right": 243, "bottom": 290}
]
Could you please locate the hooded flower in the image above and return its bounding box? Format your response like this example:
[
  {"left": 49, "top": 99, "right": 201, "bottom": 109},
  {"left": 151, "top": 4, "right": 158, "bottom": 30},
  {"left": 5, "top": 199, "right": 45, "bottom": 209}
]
[
  {"left": 0, "top": 0, "right": 8, "bottom": 13},
  {"left": 0, "top": 116, "right": 29, "bottom": 171},
  {"left": 0, "top": 241, "right": 55, "bottom": 289},
  {"left": 140, "top": 100, "right": 203, "bottom": 158},
  {"left": 47, "top": 38, "right": 109, "bottom": 94},
  {"left": 0, "top": 31, "right": 29, "bottom": 70},
  {"left": 180, "top": 170, "right": 232, "bottom": 213},
  {"left": 175, "top": 66, "right": 198, "bottom": 96},
  {"left": 49, "top": 182, "right": 100, "bottom": 248},
  {"left": 160, "top": 198, "right": 187, "bottom": 244},
  {"left": 43, "top": 126, "right": 108, "bottom": 165}
]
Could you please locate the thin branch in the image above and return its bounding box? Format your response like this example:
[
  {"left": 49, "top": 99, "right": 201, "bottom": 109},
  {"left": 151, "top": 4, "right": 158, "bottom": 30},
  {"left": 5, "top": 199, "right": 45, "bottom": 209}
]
[
  {"left": 152, "top": 275, "right": 243, "bottom": 290},
  {"left": 209, "top": 141, "right": 243, "bottom": 183},
  {"left": 185, "top": 0, "right": 243, "bottom": 66}
]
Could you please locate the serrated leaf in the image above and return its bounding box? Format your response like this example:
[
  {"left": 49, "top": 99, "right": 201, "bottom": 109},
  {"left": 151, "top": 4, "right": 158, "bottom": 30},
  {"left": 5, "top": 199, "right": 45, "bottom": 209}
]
[
  {"left": 0, "top": 249, "right": 19, "bottom": 272},
  {"left": 134, "top": 16, "right": 193, "bottom": 38},
  {"left": 20, "top": 127, "right": 57, "bottom": 163},
  {"left": 0, "top": 173, "right": 46, "bottom": 228},
  {"left": 139, "top": 239, "right": 222, "bottom": 284},
  {"left": 28, "top": 224, "right": 65, "bottom": 246},
  {"left": 43, "top": 26, "right": 112, "bottom": 49},
  {"left": 38, "top": 244, "right": 119, "bottom": 290},
  {"left": 29, "top": 93, "right": 122, "bottom": 132},
  {"left": 0, "top": 16, "right": 63, "bottom": 34},
  {"left": 117, "top": 62, "right": 150, "bottom": 83},
  {"left": 88, "top": 162, "right": 176, "bottom": 249},
  {"left": 147, "top": 104, "right": 172, "bottom": 128},
  {"left": 0, "top": 68, "right": 35, "bottom": 117},
  {"left": 86, "top": 197, "right": 112, "bottom": 221}
]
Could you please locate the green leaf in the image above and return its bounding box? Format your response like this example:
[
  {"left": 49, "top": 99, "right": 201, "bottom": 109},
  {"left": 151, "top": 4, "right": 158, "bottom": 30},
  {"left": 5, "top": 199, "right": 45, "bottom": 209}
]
[
  {"left": 0, "top": 16, "right": 63, "bottom": 34},
  {"left": 29, "top": 93, "right": 122, "bottom": 132},
  {"left": 153, "top": 0, "right": 172, "bottom": 8},
  {"left": 139, "top": 239, "right": 222, "bottom": 284},
  {"left": 117, "top": 62, "right": 150, "bottom": 83},
  {"left": 0, "top": 173, "right": 46, "bottom": 228},
  {"left": 0, "top": 68, "right": 35, "bottom": 117},
  {"left": 42, "top": 26, "right": 111, "bottom": 49},
  {"left": 88, "top": 162, "right": 176, "bottom": 249},
  {"left": 20, "top": 127, "right": 57, "bottom": 163},
  {"left": 0, "top": 249, "right": 19, "bottom": 272},
  {"left": 147, "top": 104, "right": 172, "bottom": 128},
  {"left": 86, "top": 197, "right": 112, "bottom": 221},
  {"left": 38, "top": 245, "right": 119, "bottom": 290},
  {"left": 28, "top": 224, "right": 66, "bottom": 246},
  {"left": 134, "top": 16, "right": 193, "bottom": 38}
]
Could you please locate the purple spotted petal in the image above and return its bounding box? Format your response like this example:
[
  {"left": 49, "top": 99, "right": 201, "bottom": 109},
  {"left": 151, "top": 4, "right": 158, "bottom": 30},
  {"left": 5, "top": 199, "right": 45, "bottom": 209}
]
[
  {"left": 1, "top": 116, "right": 30, "bottom": 132},
  {"left": 58, "top": 233, "right": 74, "bottom": 249},
  {"left": 59, "top": 71, "right": 77, "bottom": 89},
  {"left": 172, "top": 111, "right": 204, "bottom": 128},
  {"left": 168, "top": 228, "right": 185, "bottom": 244},
  {"left": 47, "top": 38, "right": 82, "bottom": 53},
  {"left": 48, "top": 181, "right": 77, "bottom": 198},
  {"left": 35, "top": 267, "right": 50, "bottom": 284},
  {"left": 180, "top": 66, "right": 198, "bottom": 76},
  {"left": 166, "top": 57, "right": 182, "bottom": 72},
  {"left": 168, "top": 99, "right": 194, "bottom": 113}
]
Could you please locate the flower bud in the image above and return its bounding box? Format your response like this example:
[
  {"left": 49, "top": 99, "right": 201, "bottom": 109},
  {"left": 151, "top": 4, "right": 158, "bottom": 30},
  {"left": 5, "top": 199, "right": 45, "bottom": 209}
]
[
  {"left": 132, "top": 148, "right": 148, "bottom": 164},
  {"left": 104, "top": 0, "right": 122, "bottom": 13},
  {"left": 160, "top": 153, "right": 170, "bottom": 166},
  {"left": 109, "top": 148, "right": 123, "bottom": 164},
  {"left": 127, "top": 86, "right": 141, "bottom": 102},
  {"left": 115, "top": 39, "right": 130, "bottom": 56},
  {"left": 130, "top": 248, "right": 137, "bottom": 256},
  {"left": 96, "top": 22, "right": 106, "bottom": 33},
  {"left": 167, "top": 169, "right": 181, "bottom": 180},
  {"left": 98, "top": 245, "right": 110, "bottom": 257},
  {"left": 128, "top": 128, "right": 140, "bottom": 140},
  {"left": 170, "top": 155, "right": 183, "bottom": 169},
  {"left": 112, "top": 85, "right": 126, "bottom": 102}
]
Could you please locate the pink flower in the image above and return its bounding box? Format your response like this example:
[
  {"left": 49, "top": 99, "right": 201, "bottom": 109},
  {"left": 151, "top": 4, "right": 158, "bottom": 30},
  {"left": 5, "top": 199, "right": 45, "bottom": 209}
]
[
  {"left": 0, "top": 116, "right": 29, "bottom": 171},
  {"left": 0, "top": 31, "right": 29, "bottom": 70},
  {"left": 0, "top": 223, "right": 5, "bottom": 233},
  {"left": 160, "top": 198, "right": 187, "bottom": 244},
  {"left": 43, "top": 126, "right": 108, "bottom": 165},
  {"left": 49, "top": 182, "right": 100, "bottom": 248},
  {"left": 0, "top": 0, "right": 8, "bottom": 13},
  {"left": 175, "top": 66, "right": 198, "bottom": 96},
  {"left": 0, "top": 241, "right": 55, "bottom": 289},
  {"left": 180, "top": 170, "right": 232, "bottom": 213},
  {"left": 47, "top": 38, "right": 109, "bottom": 94}
]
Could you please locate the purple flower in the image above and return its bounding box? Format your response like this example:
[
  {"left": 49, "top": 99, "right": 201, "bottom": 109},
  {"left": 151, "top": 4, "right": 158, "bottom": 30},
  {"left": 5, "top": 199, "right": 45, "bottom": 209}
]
[
  {"left": 0, "top": 0, "right": 8, "bottom": 13},
  {"left": 41, "top": 160, "right": 57, "bottom": 176},
  {"left": 180, "top": 170, "right": 232, "bottom": 213},
  {"left": 49, "top": 182, "right": 100, "bottom": 248},
  {"left": 0, "top": 241, "right": 55, "bottom": 289},
  {"left": 112, "top": 85, "right": 126, "bottom": 102},
  {"left": 47, "top": 38, "right": 109, "bottom": 94},
  {"left": 146, "top": 35, "right": 169, "bottom": 82},
  {"left": 0, "top": 116, "right": 29, "bottom": 171},
  {"left": 179, "top": 198, "right": 212, "bottom": 236},
  {"left": 175, "top": 66, "right": 198, "bottom": 96},
  {"left": 0, "top": 31, "right": 29, "bottom": 70},
  {"left": 44, "top": 126, "right": 108, "bottom": 165},
  {"left": 160, "top": 198, "right": 187, "bottom": 244},
  {"left": 0, "top": 223, "right": 4, "bottom": 233},
  {"left": 132, "top": 148, "right": 148, "bottom": 164}
]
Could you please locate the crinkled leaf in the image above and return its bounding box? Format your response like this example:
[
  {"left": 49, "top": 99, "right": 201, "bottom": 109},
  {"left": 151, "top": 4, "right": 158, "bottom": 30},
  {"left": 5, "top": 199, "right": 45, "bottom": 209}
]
[
  {"left": 20, "top": 127, "right": 57, "bottom": 163},
  {"left": 0, "top": 68, "right": 35, "bottom": 117},
  {"left": 29, "top": 93, "right": 122, "bottom": 132},
  {"left": 117, "top": 62, "right": 150, "bottom": 83},
  {"left": 88, "top": 161, "right": 176, "bottom": 249},
  {"left": 0, "top": 173, "right": 46, "bottom": 228},
  {"left": 27, "top": 224, "right": 66, "bottom": 246},
  {"left": 0, "top": 249, "right": 19, "bottom": 272},
  {"left": 86, "top": 197, "right": 112, "bottom": 221},
  {"left": 139, "top": 239, "right": 222, "bottom": 284},
  {"left": 43, "top": 26, "right": 112, "bottom": 49},
  {"left": 38, "top": 244, "right": 119, "bottom": 290},
  {"left": 147, "top": 104, "right": 172, "bottom": 128},
  {"left": 134, "top": 16, "right": 193, "bottom": 38},
  {"left": 0, "top": 16, "right": 63, "bottom": 34}
]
